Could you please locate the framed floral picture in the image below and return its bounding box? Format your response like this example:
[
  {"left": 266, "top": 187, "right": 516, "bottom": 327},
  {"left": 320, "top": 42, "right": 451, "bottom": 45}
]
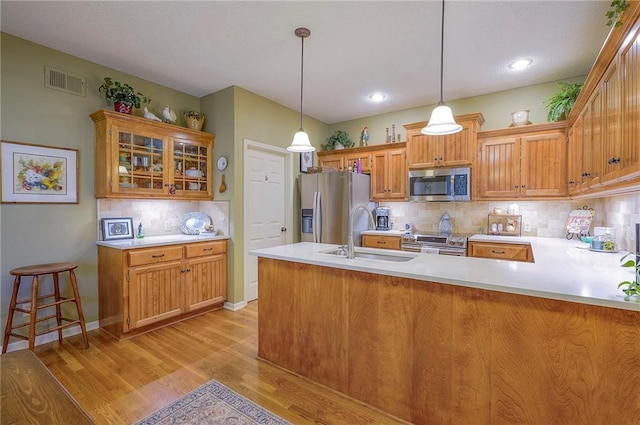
[
  {"left": 300, "top": 151, "right": 313, "bottom": 173},
  {"left": 1, "top": 140, "right": 79, "bottom": 203},
  {"left": 101, "top": 217, "right": 134, "bottom": 241}
]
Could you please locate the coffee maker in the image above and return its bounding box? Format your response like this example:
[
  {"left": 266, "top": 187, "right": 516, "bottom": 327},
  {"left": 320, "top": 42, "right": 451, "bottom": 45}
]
[{"left": 375, "top": 207, "right": 391, "bottom": 231}]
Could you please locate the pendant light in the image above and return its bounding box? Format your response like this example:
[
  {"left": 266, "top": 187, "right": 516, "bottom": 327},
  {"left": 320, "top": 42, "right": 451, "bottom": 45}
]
[
  {"left": 287, "top": 27, "right": 315, "bottom": 152},
  {"left": 422, "top": 0, "right": 462, "bottom": 136}
]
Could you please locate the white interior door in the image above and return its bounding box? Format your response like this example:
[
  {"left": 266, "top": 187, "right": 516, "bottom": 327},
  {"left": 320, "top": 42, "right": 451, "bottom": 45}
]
[{"left": 244, "top": 139, "right": 292, "bottom": 302}]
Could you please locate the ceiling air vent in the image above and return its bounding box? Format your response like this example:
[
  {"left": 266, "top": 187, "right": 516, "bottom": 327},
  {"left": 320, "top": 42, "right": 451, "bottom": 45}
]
[{"left": 44, "top": 66, "right": 86, "bottom": 96}]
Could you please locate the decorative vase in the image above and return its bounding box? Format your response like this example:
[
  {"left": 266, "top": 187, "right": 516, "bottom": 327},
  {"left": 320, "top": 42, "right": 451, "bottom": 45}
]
[
  {"left": 185, "top": 111, "right": 205, "bottom": 131},
  {"left": 510, "top": 110, "right": 531, "bottom": 127},
  {"left": 114, "top": 101, "right": 133, "bottom": 114}
]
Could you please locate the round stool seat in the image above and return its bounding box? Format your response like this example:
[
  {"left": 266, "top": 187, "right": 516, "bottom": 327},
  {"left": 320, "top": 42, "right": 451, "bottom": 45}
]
[{"left": 10, "top": 263, "right": 78, "bottom": 277}]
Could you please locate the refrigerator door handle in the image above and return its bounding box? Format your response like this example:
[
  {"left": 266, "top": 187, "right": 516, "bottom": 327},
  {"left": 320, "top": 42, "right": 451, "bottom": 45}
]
[{"left": 313, "top": 191, "right": 321, "bottom": 243}]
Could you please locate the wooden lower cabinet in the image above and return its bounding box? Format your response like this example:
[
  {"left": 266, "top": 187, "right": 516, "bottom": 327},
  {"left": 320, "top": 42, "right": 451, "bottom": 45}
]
[
  {"left": 98, "top": 239, "right": 227, "bottom": 339},
  {"left": 361, "top": 234, "right": 401, "bottom": 250},
  {"left": 258, "top": 258, "right": 640, "bottom": 425},
  {"left": 467, "top": 241, "right": 533, "bottom": 262}
]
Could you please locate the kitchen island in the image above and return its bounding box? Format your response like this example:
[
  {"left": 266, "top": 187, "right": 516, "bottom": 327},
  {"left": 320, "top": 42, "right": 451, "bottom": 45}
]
[{"left": 251, "top": 238, "right": 639, "bottom": 424}]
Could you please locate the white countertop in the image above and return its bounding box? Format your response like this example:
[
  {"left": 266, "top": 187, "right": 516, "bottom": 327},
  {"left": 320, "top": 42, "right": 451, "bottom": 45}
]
[
  {"left": 96, "top": 233, "right": 229, "bottom": 249},
  {"left": 250, "top": 236, "right": 639, "bottom": 312}
]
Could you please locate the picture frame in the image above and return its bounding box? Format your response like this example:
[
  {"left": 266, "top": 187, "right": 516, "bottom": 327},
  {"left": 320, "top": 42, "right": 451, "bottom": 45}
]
[
  {"left": 1, "top": 140, "right": 79, "bottom": 204},
  {"left": 101, "top": 217, "right": 135, "bottom": 241},
  {"left": 300, "top": 151, "right": 314, "bottom": 173}
]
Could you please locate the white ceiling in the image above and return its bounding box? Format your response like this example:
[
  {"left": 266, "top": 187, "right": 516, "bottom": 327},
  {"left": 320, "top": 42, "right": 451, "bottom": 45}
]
[{"left": 1, "top": 1, "right": 612, "bottom": 124}]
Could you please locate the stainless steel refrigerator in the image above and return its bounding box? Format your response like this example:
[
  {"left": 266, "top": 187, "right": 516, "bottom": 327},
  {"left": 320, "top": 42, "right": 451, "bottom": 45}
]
[{"left": 299, "top": 172, "right": 373, "bottom": 246}]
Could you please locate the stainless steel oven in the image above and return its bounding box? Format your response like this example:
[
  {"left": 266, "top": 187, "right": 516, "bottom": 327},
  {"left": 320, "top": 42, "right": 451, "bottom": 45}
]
[{"left": 401, "top": 233, "right": 468, "bottom": 256}]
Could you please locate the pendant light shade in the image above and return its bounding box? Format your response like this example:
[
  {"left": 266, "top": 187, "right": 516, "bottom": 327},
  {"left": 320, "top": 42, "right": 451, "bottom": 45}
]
[
  {"left": 422, "top": 0, "right": 462, "bottom": 136},
  {"left": 287, "top": 27, "right": 315, "bottom": 153}
]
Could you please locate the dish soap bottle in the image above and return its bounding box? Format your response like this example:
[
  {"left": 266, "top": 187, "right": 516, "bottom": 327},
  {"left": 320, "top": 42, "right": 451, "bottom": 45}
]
[{"left": 137, "top": 222, "right": 145, "bottom": 239}]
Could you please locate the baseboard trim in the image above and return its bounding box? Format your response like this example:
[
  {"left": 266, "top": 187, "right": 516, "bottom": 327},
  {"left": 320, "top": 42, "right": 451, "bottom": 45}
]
[
  {"left": 1, "top": 320, "right": 100, "bottom": 353},
  {"left": 223, "top": 301, "right": 247, "bottom": 311}
]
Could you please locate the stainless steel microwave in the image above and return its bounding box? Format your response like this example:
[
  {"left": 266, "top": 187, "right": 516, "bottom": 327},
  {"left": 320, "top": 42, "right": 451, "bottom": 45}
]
[{"left": 408, "top": 167, "right": 471, "bottom": 202}]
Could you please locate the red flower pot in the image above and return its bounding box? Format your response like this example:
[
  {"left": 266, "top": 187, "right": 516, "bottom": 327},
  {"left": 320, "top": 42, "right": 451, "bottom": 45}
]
[{"left": 114, "top": 101, "right": 133, "bottom": 114}]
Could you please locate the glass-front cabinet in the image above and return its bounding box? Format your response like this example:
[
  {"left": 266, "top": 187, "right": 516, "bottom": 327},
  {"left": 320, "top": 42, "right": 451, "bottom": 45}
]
[{"left": 91, "top": 109, "right": 214, "bottom": 199}]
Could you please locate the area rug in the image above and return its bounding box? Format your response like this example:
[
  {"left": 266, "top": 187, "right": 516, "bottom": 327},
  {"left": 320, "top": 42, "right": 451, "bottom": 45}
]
[{"left": 135, "top": 379, "right": 291, "bottom": 425}]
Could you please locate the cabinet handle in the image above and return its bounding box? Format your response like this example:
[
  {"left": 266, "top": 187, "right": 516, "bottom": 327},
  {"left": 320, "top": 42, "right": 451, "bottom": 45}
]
[
  {"left": 377, "top": 241, "right": 387, "bottom": 245},
  {"left": 521, "top": 185, "right": 526, "bottom": 188},
  {"left": 491, "top": 250, "right": 506, "bottom": 255},
  {"left": 514, "top": 185, "right": 520, "bottom": 189},
  {"left": 202, "top": 248, "right": 213, "bottom": 251},
  {"left": 568, "top": 180, "right": 575, "bottom": 185},
  {"left": 151, "top": 254, "right": 165, "bottom": 258}
]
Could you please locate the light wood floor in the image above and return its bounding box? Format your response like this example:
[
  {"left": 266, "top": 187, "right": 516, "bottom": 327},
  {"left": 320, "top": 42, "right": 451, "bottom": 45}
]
[{"left": 33, "top": 301, "right": 407, "bottom": 425}]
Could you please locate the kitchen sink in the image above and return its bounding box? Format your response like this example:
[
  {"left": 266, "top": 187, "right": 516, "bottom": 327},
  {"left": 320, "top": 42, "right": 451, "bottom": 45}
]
[{"left": 320, "top": 248, "right": 416, "bottom": 262}]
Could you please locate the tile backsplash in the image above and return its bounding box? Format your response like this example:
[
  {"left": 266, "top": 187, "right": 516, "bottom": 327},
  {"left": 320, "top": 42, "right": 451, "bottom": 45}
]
[
  {"left": 382, "top": 191, "right": 639, "bottom": 251},
  {"left": 97, "top": 199, "right": 229, "bottom": 239}
]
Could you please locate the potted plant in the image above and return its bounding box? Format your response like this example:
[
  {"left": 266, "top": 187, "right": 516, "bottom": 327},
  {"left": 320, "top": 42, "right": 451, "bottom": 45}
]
[
  {"left": 98, "top": 77, "right": 151, "bottom": 114},
  {"left": 321, "top": 130, "right": 354, "bottom": 151},
  {"left": 618, "top": 252, "right": 640, "bottom": 301},
  {"left": 543, "top": 82, "right": 583, "bottom": 122}
]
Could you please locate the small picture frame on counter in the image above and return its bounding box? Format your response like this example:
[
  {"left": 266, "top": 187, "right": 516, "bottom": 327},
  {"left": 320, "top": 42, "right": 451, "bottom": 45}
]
[{"left": 101, "top": 217, "right": 134, "bottom": 241}]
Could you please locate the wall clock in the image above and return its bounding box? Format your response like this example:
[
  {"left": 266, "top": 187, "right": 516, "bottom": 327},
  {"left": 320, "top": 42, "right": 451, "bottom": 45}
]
[{"left": 216, "top": 155, "right": 228, "bottom": 171}]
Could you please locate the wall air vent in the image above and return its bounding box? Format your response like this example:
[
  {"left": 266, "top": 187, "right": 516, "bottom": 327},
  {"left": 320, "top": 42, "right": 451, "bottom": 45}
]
[{"left": 44, "top": 66, "right": 86, "bottom": 96}]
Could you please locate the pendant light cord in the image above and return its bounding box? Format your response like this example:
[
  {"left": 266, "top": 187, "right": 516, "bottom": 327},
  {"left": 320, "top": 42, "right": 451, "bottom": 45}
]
[
  {"left": 438, "top": 0, "right": 445, "bottom": 105},
  {"left": 299, "top": 35, "right": 305, "bottom": 129}
]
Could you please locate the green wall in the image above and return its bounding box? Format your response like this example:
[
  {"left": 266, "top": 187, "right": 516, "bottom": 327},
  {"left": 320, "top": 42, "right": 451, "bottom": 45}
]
[
  {"left": 0, "top": 33, "right": 202, "bottom": 338},
  {"left": 201, "top": 86, "right": 328, "bottom": 303},
  {"left": 328, "top": 76, "right": 586, "bottom": 147},
  {"left": 0, "top": 31, "right": 593, "bottom": 342}
]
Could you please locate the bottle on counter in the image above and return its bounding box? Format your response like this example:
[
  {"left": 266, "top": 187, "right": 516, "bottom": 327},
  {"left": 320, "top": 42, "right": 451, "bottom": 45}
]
[{"left": 137, "top": 222, "right": 145, "bottom": 239}]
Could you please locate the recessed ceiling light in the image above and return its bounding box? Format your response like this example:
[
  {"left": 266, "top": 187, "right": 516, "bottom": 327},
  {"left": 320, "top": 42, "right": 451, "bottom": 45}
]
[
  {"left": 368, "top": 93, "right": 386, "bottom": 102},
  {"left": 508, "top": 59, "right": 533, "bottom": 70}
]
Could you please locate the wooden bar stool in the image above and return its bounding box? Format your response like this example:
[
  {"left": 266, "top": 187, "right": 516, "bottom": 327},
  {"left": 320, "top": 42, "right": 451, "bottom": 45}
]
[{"left": 2, "top": 262, "right": 89, "bottom": 352}]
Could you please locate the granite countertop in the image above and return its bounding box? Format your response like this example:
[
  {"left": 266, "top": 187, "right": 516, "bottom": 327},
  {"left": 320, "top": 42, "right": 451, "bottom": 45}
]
[
  {"left": 96, "top": 233, "right": 230, "bottom": 249},
  {"left": 249, "top": 236, "right": 639, "bottom": 312}
]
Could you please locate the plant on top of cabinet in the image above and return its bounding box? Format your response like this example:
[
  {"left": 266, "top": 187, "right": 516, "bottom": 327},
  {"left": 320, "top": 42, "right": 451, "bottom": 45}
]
[
  {"left": 322, "top": 130, "right": 354, "bottom": 150},
  {"left": 543, "top": 82, "right": 583, "bottom": 122},
  {"left": 606, "top": 0, "right": 629, "bottom": 27},
  {"left": 98, "top": 77, "right": 151, "bottom": 114}
]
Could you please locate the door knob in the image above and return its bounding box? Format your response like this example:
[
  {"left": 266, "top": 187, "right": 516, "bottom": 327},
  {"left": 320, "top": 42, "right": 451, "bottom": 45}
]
[{"left": 281, "top": 227, "right": 287, "bottom": 232}]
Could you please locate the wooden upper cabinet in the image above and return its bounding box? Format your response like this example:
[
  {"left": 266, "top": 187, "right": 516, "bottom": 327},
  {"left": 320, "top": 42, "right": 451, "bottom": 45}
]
[
  {"left": 620, "top": 21, "right": 640, "bottom": 180},
  {"left": 91, "top": 109, "right": 214, "bottom": 200},
  {"left": 601, "top": 59, "right": 622, "bottom": 184},
  {"left": 317, "top": 152, "right": 344, "bottom": 171},
  {"left": 477, "top": 135, "right": 520, "bottom": 198},
  {"left": 477, "top": 123, "right": 568, "bottom": 199},
  {"left": 520, "top": 130, "right": 567, "bottom": 197},
  {"left": 403, "top": 113, "right": 484, "bottom": 169},
  {"left": 567, "top": 118, "right": 583, "bottom": 195},
  {"left": 370, "top": 146, "right": 407, "bottom": 201}
]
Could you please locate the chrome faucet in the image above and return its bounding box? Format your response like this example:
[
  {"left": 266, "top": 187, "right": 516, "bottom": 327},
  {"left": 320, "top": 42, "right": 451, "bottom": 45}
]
[{"left": 347, "top": 204, "right": 376, "bottom": 259}]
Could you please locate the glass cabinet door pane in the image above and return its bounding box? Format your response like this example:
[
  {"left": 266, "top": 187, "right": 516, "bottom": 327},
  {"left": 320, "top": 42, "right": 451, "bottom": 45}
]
[
  {"left": 173, "top": 139, "right": 208, "bottom": 193},
  {"left": 118, "top": 130, "right": 165, "bottom": 192}
]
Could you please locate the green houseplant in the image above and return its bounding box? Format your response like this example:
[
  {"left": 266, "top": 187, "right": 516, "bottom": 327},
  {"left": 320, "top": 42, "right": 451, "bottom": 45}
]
[
  {"left": 543, "top": 82, "right": 583, "bottom": 122},
  {"left": 322, "top": 130, "right": 354, "bottom": 151},
  {"left": 98, "top": 77, "right": 151, "bottom": 114},
  {"left": 618, "top": 252, "right": 640, "bottom": 301},
  {"left": 606, "top": 0, "right": 629, "bottom": 27}
]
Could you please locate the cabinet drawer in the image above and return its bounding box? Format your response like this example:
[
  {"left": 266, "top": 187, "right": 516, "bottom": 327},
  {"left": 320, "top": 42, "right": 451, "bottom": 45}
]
[
  {"left": 362, "top": 234, "right": 402, "bottom": 250},
  {"left": 184, "top": 240, "right": 227, "bottom": 258},
  {"left": 468, "top": 242, "right": 533, "bottom": 263},
  {"left": 128, "top": 246, "right": 184, "bottom": 266}
]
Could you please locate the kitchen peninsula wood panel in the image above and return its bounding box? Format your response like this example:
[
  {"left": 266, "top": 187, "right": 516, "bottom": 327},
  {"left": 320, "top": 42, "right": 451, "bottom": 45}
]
[{"left": 257, "top": 257, "right": 640, "bottom": 425}]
